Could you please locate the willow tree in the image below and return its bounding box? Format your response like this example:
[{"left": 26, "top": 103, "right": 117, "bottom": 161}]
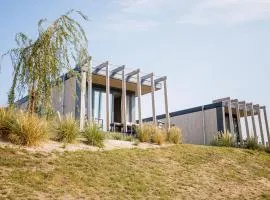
[{"left": 3, "top": 10, "right": 89, "bottom": 115}]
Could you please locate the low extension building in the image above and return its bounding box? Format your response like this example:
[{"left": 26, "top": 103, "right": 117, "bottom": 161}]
[
  {"left": 144, "top": 97, "right": 270, "bottom": 147},
  {"left": 17, "top": 57, "right": 170, "bottom": 132}
]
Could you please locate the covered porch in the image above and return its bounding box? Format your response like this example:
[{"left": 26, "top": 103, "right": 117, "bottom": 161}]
[{"left": 79, "top": 57, "right": 171, "bottom": 133}]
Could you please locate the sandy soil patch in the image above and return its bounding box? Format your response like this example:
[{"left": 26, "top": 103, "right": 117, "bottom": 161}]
[{"left": 0, "top": 139, "right": 167, "bottom": 153}]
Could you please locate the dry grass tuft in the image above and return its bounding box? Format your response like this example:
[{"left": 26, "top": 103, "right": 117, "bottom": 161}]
[
  {"left": 210, "top": 130, "right": 235, "bottom": 147},
  {"left": 167, "top": 127, "right": 183, "bottom": 144},
  {"left": 83, "top": 122, "right": 105, "bottom": 148},
  {"left": 54, "top": 114, "right": 79, "bottom": 143},
  {"left": 137, "top": 124, "right": 167, "bottom": 145},
  {"left": 0, "top": 108, "right": 17, "bottom": 138},
  {"left": 0, "top": 109, "right": 48, "bottom": 146}
]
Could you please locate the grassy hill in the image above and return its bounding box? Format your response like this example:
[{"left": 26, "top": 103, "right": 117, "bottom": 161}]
[{"left": 1, "top": 144, "right": 270, "bottom": 200}]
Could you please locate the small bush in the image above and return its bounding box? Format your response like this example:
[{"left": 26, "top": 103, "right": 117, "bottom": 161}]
[
  {"left": 0, "top": 108, "right": 17, "bottom": 138},
  {"left": 265, "top": 146, "right": 270, "bottom": 154},
  {"left": 167, "top": 127, "right": 183, "bottom": 144},
  {"left": 124, "top": 135, "right": 134, "bottom": 142},
  {"left": 111, "top": 132, "right": 123, "bottom": 140},
  {"left": 151, "top": 128, "right": 166, "bottom": 145},
  {"left": 137, "top": 124, "right": 153, "bottom": 142},
  {"left": 137, "top": 124, "right": 166, "bottom": 145},
  {"left": 245, "top": 137, "right": 259, "bottom": 150},
  {"left": 83, "top": 122, "right": 105, "bottom": 148},
  {"left": 210, "top": 131, "right": 235, "bottom": 147},
  {"left": 7, "top": 112, "right": 48, "bottom": 146},
  {"left": 108, "top": 132, "right": 135, "bottom": 142},
  {"left": 54, "top": 114, "right": 79, "bottom": 143}
]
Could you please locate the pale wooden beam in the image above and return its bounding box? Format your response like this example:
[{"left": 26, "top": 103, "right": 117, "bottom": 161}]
[
  {"left": 106, "top": 63, "right": 110, "bottom": 131},
  {"left": 254, "top": 104, "right": 265, "bottom": 146},
  {"left": 151, "top": 75, "right": 156, "bottom": 125},
  {"left": 121, "top": 67, "right": 127, "bottom": 132},
  {"left": 87, "top": 56, "right": 92, "bottom": 122},
  {"left": 154, "top": 76, "right": 167, "bottom": 85},
  {"left": 98, "top": 91, "right": 102, "bottom": 119},
  {"left": 239, "top": 101, "right": 250, "bottom": 139},
  {"left": 137, "top": 72, "right": 142, "bottom": 127},
  {"left": 163, "top": 77, "right": 170, "bottom": 130},
  {"left": 125, "top": 69, "right": 142, "bottom": 127},
  {"left": 227, "top": 100, "right": 234, "bottom": 135},
  {"left": 247, "top": 103, "right": 257, "bottom": 139},
  {"left": 261, "top": 106, "right": 270, "bottom": 146},
  {"left": 213, "top": 97, "right": 234, "bottom": 134},
  {"left": 141, "top": 73, "right": 154, "bottom": 83},
  {"left": 232, "top": 99, "right": 243, "bottom": 145},
  {"left": 80, "top": 65, "right": 87, "bottom": 131},
  {"left": 110, "top": 65, "right": 125, "bottom": 77},
  {"left": 126, "top": 69, "right": 140, "bottom": 81},
  {"left": 141, "top": 73, "right": 156, "bottom": 124},
  {"left": 93, "top": 61, "right": 109, "bottom": 73}
]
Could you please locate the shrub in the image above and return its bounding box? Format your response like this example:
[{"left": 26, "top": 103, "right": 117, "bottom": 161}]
[
  {"left": 137, "top": 124, "right": 166, "bottom": 145},
  {"left": 265, "top": 146, "right": 270, "bottom": 154},
  {"left": 210, "top": 131, "right": 235, "bottom": 147},
  {"left": 245, "top": 137, "right": 259, "bottom": 150},
  {"left": 108, "top": 132, "right": 135, "bottom": 142},
  {"left": 7, "top": 112, "right": 48, "bottom": 146},
  {"left": 110, "top": 132, "right": 123, "bottom": 140},
  {"left": 0, "top": 108, "right": 16, "bottom": 138},
  {"left": 151, "top": 128, "right": 166, "bottom": 145},
  {"left": 137, "top": 124, "right": 155, "bottom": 142},
  {"left": 83, "top": 122, "right": 105, "bottom": 148},
  {"left": 54, "top": 114, "right": 79, "bottom": 143},
  {"left": 167, "top": 127, "right": 183, "bottom": 144}
]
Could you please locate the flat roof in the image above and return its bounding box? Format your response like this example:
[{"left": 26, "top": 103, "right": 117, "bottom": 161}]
[{"left": 143, "top": 102, "right": 223, "bottom": 122}]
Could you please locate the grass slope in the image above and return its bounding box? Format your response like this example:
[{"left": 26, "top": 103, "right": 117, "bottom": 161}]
[{"left": 1, "top": 145, "right": 270, "bottom": 200}]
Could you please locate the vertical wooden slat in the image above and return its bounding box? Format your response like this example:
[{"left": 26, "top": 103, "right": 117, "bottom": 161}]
[
  {"left": 164, "top": 78, "right": 170, "bottom": 130},
  {"left": 106, "top": 63, "right": 110, "bottom": 131}
]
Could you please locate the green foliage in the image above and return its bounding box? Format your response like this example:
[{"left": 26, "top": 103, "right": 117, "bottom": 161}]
[
  {"left": 54, "top": 114, "right": 79, "bottom": 143},
  {"left": 245, "top": 137, "right": 260, "bottom": 150},
  {"left": 2, "top": 10, "right": 89, "bottom": 115},
  {"left": 0, "top": 109, "right": 48, "bottom": 146},
  {"left": 167, "top": 127, "right": 183, "bottom": 144},
  {"left": 264, "top": 146, "right": 270, "bottom": 154},
  {"left": 108, "top": 132, "right": 135, "bottom": 142},
  {"left": 83, "top": 122, "right": 105, "bottom": 148},
  {"left": 110, "top": 132, "right": 122, "bottom": 140},
  {"left": 210, "top": 131, "right": 235, "bottom": 147},
  {"left": 0, "top": 108, "right": 17, "bottom": 138}
]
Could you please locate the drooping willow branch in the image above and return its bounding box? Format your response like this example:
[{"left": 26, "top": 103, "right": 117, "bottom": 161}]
[{"left": 2, "top": 10, "right": 89, "bottom": 115}]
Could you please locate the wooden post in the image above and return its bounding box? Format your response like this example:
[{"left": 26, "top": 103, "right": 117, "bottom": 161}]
[
  {"left": 247, "top": 103, "right": 257, "bottom": 139},
  {"left": 80, "top": 65, "right": 87, "bottom": 131},
  {"left": 137, "top": 72, "right": 142, "bottom": 127},
  {"left": 261, "top": 106, "right": 270, "bottom": 146},
  {"left": 240, "top": 101, "right": 250, "bottom": 139},
  {"left": 256, "top": 105, "right": 265, "bottom": 146},
  {"left": 164, "top": 78, "right": 170, "bottom": 130},
  {"left": 233, "top": 100, "right": 243, "bottom": 145},
  {"left": 151, "top": 75, "right": 156, "bottom": 125},
  {"left": 122, "top": 69, "right": 127, "bottom": 132},
  {"left": 87, "top": 57, "right": 92, "bottom": 122},
  {"left": 98, "top": 91, "right": 102, "bottom": 119},
  {"left": 222, "top": 106, "right": 226, "bottom": 132},
  {"left": 228, "top": 100, "right": 234, "bottom": 135},
  {"left": 243, "top": 103, "right": 250, "bottom": 139},
  {"left": 106, "top": 62, "right": 110, "bottom": 132}
]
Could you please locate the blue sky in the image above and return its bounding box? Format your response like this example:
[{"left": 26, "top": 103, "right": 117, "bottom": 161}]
[{"left": 1, "top": 0, "right": 270, "bottom": 118}]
